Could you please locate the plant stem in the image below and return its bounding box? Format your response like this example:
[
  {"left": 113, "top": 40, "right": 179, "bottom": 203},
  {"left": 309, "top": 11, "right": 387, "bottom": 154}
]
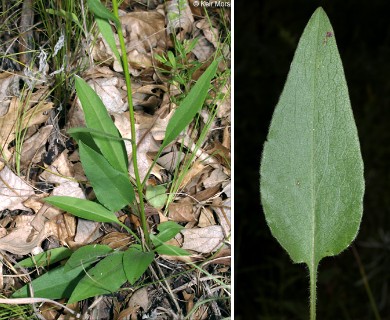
[
  {"left": 111, "top": 0, "right": 150, "bottom": 247},
  {"left": 310, "top": 263, "right": 318, "bottom": 320},
  {"left": 352, "top": 245, "right": 381, "bottom": 320}
]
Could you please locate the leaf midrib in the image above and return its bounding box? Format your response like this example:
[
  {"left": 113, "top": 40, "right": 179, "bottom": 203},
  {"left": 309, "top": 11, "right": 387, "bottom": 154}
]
[{"left": 310, "top": 14, "right": 323, "bottom": 270}]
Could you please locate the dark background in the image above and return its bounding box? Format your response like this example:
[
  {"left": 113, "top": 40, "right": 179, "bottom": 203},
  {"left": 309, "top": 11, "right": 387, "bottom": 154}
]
[{"left": 235, "top": 0, "right": 390, "bottom": 319}]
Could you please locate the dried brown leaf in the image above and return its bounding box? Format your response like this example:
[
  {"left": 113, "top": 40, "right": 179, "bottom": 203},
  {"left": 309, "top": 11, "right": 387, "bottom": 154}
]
[
  {"left": 0, "top": 166, "right": 35, "bottom": 211},
  {"left": 193, "top": 184, "right": 220, "bottom": 202},
  {"left": 197, "top": 207, "right": 216, "bottom": 227},
  {"left": 99, "top": 231, "right": 133, "bottom": 249},
  {"left": 0, "top": 73, "right": 19, "bottom": 116},
  {"left": 181, "top": 226, "right": 224, "bottom": 253},
  {"left": 0, "top": 97, "right": 52, "bottom": 169},
  {"left": 168, "top": 198, "right": 196, "bottom": 222},
  {"left": 0, "top": 215, "right": 54, "bottom": 255},
  {"left": 86, "top": 77, "right": 127, "bottom": 113},
  {"left": 120, "top": 11, "right": 166, "bottom": 70},
  {"left": 211, "top": 197, "right": 231, "bottom": 237},
  {"left": 166, "top": 0, "right": 194, "bottom": 39},
  {"left": 20, "top": 125, "right": 53, "bottom": 168}
]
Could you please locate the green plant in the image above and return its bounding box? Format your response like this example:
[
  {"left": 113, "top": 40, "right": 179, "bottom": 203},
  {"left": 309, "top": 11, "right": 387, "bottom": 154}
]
[
  {"left": 154, "top": 38, "right": 201, "bottom": 100},
  {"left": 11, "top": 0, "right": 220, "bottom": 304},
  {"left": 0, "top": 297, "right": 37, "bottom": 320},
  {"left": 260, "top": 7, "right": 365, "bottom": 320}
]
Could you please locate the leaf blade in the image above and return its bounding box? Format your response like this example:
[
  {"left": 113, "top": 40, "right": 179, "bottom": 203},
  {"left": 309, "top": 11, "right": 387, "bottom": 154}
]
[
  {"left": 162, "top": 59, "right": 219, "bottom": 149},
  {"left": 75, "top": 76, "right": 128, "bottom": 174},
  {"left": 260, "top": 7, "right": 364, "bottom": 266},
  {"left": 123, "top": 247, "right": 154, "bottom": 284},
  {"left": 45, "top": 196, "right": 120, "bottom": 224},
  {"left": 12, "top": 264, "right": 93, "bottom": 299},
  {"left": 79, "top": 141, "right": 135, "bottom": 211},
  {"left": 68, "top": 252, "right": 126, "bottom": 303}
]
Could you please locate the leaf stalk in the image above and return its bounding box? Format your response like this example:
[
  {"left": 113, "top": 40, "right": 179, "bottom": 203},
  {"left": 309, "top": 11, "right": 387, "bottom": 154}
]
[{"left": 310, "top": 263, "right": 318, "bottom": 320}]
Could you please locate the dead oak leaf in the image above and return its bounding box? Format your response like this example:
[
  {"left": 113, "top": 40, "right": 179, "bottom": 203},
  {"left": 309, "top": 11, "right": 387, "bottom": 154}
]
[
  {"left": 0, "top": 215, "right": 54, "bottom": 255},
  {"left": 166, "top": 0, "right": 194, "bottom": 39},
  {"left": 168, "top": 197, "right": 196, "bottom": 222},
  {"left": 0, "top": 166, "right": 35, "bottom": 211},
  {"left": 0, "top": 97, "right": 52, "bottom": 169},
  {"left": 120, "top": 11, "right": 166, "bottom": 70},
  {"left": 181, "top": 226, "right": 224, "bottom": 253}
]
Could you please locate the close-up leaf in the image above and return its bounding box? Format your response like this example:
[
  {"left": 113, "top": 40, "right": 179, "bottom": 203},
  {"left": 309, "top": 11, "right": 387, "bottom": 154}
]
[
  {"left": 64, "top": 244, "right": 113, "bottom": 272},
  {"left": 87, "top": 0, "right": 120, "bottom": 26},
  {"left": 75, "top": 76, "right": 128, "bottom": 174},
  {"left": 16, "top": 247, "right": 72, "bottom": 268},
  {"left": 96, "top": 17, "right": 122, "bottom": 63},
  {"left": 154, "top": 221, "right": 184, "bottom": 244},
  {"left": 154, "top": 243, "right": 190, "bottom": 256},
  {"left": 260, "top": 7, "right": 364, "bottom": 318},
  {"left": 79, "top": 141, "right": 135, "bottom": 211},
  {"left": 161, "top": 59, "right": 219, "bottom": 149},
  {"left": 45, "top": 196, "right": 120, "bottom": 224},
  {"left": 68, "top": 252, "right": 126, "bottom": 303},
  {"left": 123, "top": 247, "right": 154, "bottom": 284},
  {"left": 12, "top": 264, "right": 93, "bottom": 299},
  {"left": 145, "top": 185, "right": 167, "bottom": 210}
]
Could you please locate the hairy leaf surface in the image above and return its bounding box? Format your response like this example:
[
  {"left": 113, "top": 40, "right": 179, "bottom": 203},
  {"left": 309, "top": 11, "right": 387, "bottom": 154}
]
[{"left": 260, "top": 8, "right": 364, "bottom": 268}]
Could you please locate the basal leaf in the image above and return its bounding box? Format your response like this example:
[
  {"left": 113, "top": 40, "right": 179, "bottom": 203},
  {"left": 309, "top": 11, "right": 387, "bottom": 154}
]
[
  {"left": 64, "top": 244, "right": 113, "bottom": 272},
  {"left": 162, "top": 59, "right": 219, "bottom": 149},
  {"left": 79, "top": 141, "right": 135, "bottom": 211},
  {"left": 260, "top": 7, "right": 364, "bottom": 269},
  {"left": 145, "top": 185, "right": 167, "bottom": 210},
  {"left": 154, "top": 243, "right": 190, "bottom": 256},
  {"left": 17, "top": 247, "right": 72, "bottom": 268},
  {"left": 154, "top": 221, "right": 184, "bottom": 244},
  {"left": 123, "top": 247, "right": 154, "bottom": 284},
  {"left": 75, "top": 76, "right": 128, "bottom": 174},
  {"left": 45, "top": 196, "right": 120, "bottom": 224},
  {"left": 12, "top": 264, "right": 93, "bottom": 299},
  {"left": 68, "top": 252, "right": 126, "bottom": 303}
]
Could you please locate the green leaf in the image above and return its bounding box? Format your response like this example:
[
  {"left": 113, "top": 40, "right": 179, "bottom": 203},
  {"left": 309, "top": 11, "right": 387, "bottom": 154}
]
[
  {"left": 96, "top": 17, "right": 122, "bottom": 63},
  {"left": 145, "top": 185, "right": 167, "bottom": 209},
  {"left": 79, "top": 141, "right": 135, "bottom": 211},
  {"left": 75, "top": 76, "right": 128, "bottom": 174},
  {"left": 64, "top": 244, "right": 113, "bottom": 272},
  {"left": 162, "top": 59, "right": 219, "bottom": 149},
  {"left": 46, "top": 8, "right": 83, "bottom": 31},
  {"left": 45, "top": 196, "right": 120, "bottom": 224},
  {"left": 12, "top": 264, "right": 93, "bottom": 299},
  {"left": 123, "top": 247, "right": 154, "bottom": 284},
  {"left": 68, "top": 127, "right": 133, "bottom": 143},
  {"left": 154, "top": 243, "right": 190, "bottom": 256},
  {"left": 153, "top": 221, "right": 184, "bottom": 244},
  {"left": 68, "top": 252, "right": 126, "bottom": 303},
  {"left": 260, "top": 8, "right": 364, "bottom": 268},
  {"left": 87, "top": 0, "right": 120, "bottom": 26},
  {"left": 16, "top": 247, "right": 72, "bottom": 268}
]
